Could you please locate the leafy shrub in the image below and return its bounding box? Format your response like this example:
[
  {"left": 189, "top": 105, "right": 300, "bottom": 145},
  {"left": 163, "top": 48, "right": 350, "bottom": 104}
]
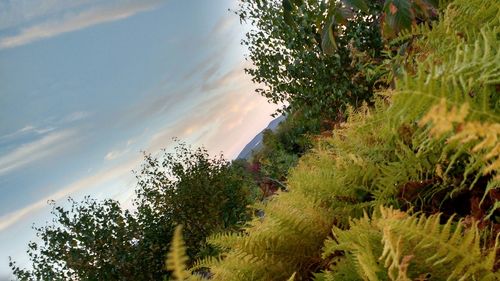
[
  {"left": 236, "top": 0, "right": 385, "bottom": 119},
  {"left": 135, "top": 143, "right": 259, "bottom": 260},
  {"left": 10, "top": 143, "right": 258, "bottom": 280}
]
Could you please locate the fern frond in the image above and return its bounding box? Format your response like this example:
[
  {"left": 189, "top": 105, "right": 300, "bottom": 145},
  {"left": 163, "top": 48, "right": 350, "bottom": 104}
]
[
  {"left": 378, "top": 206, "right": 499, "bottom": 280},
  {"left": 324, "top": 212, "right": 387, "bottom": 281},
  {"left": 323, "top": 207, "right": 499, "bottom": 280},
  {"left": 166, "top": 225, "right": 191, "bottom": 281}
]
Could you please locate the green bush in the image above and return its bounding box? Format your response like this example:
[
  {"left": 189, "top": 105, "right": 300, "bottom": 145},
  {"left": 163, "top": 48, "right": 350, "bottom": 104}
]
[
  {"left": 10, "top": 143, "right": 259, "bottom": 281},
  {"left": 236, "top": 0, "right": 385, "bottom": 119}
]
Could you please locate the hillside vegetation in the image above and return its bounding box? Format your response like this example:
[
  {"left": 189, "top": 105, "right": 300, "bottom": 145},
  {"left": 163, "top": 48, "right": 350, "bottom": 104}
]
[
  {"left": 10, "top": 0, "right": 499, "bottom": 280},
  {"left": 168, "top": 0, "right": 500, "bottom": 280}
]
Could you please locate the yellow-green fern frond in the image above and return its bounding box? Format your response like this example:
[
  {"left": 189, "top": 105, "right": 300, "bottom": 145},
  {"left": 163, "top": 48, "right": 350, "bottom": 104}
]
[
  {"left": 418, "top": 98, "right": 469, "bottom": 136},
  {"left": 378, "top": 206, "right": 499, "bottom": 280},
  {"left": 324, "top": 212, "right": 387, "bottom": 281},
  {"left": 166, "top": 225, "right": 191, "bottom": 281},
  {"left": 323, "top": 207, "right": 499, "bottom": 281}
]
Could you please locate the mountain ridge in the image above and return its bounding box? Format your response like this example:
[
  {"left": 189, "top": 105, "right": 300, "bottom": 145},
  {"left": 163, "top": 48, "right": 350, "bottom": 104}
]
[{"left": 236, "top": 115, "right": 286, "bottom": 160}]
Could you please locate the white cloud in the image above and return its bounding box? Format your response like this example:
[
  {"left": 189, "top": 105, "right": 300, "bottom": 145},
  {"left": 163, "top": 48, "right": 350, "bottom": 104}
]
[
  {"left": 0, "top": 129, "right": 77, "bottom": 175},
  {"left": 0, "top": 0, "right": 163, "bottom": 50},
  {"left": 18, "top": 125, "right": 35, "bottom": 133},
  {"left": 0, "top": 61, "right": 277, "bottom": 233},
  {"left": 126, "top": 138, "right": 136, "bottom": 146},
  {"left": 145, "top": 62, "right": 277, "bottom": 158},
  {"left": 105, "top": 135, "right": 141, "bottom": 161}
]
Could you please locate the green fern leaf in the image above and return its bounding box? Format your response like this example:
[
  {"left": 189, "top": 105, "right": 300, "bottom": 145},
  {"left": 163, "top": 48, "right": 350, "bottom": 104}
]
[{"left": 166, "top": 225, "right": 191, "bottom": 281}]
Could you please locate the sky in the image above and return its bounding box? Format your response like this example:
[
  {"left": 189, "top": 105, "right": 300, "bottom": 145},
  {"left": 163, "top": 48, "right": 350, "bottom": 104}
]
[{"left": 0, "top": 0, "right": 278, "bottom": 278}]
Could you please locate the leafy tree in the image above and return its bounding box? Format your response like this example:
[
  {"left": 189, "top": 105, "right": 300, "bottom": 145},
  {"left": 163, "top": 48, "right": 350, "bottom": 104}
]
[
  {"left": 236, "top": 0, "right": 385, "bottom": 119},
  {"left": 322, "top": 0, "right": 439, "bottom": 43},
  {"left": 134, "top": 143, "right": 258, "bottom": 260},
  {"left": 10, "top": 198, "right": 167, "bottom": 281},
  {"left": 10, "top": 143, "right": 258, "bottom": 280}
]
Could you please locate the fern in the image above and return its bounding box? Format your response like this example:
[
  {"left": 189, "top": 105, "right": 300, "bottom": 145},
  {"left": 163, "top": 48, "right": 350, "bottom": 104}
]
[
  {"left": 420, "top": 99, "right": 499, "bottom": 185},
  {"left": 183, "top": 0, "right": 499, "bottom": 280},
  {"left": 166, "top": 226, "right": 192, "bottom": 281},
  {"left": 323, "top": 212, "right": 387, "bottom": 281},
  {"left": 199, "top": 187, "right": 333, "bottom": 280},
  {"left": 379, "top": 206, "right": 499, "bottom": 280},
  {"left": 322, "top": 207, "right": 500, "bottom": 280}
]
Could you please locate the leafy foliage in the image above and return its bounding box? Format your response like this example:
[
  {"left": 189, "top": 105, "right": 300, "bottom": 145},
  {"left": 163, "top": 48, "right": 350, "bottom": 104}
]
[
  {"left": 250, "top": 111, "right": 321, "bottom": 191},
  {"left": 135, "top": 143, "right": 258, "bottom": 260},
  {"left": 236, "top": 0, "right": 385, "bottom": 119},
  {"left": 10, "top": 198, "right": 167, "bottom": 281},
  {"left": 11, "top": 0, "right": 500, "bottom": 280},
  {"left": 320, "top": 0, "right": 441, "bottom": 44},
  {"left": 10, "top": 143, "right": 258, "bottom": 280}
]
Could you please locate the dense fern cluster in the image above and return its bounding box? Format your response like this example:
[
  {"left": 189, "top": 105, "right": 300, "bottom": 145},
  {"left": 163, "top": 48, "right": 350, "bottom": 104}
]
[
  {"left": 322, "top": 206, "right": 498, "bottom": 280},
  {"left": 167, "top": 0, "right": 499, "bottom": 280}
]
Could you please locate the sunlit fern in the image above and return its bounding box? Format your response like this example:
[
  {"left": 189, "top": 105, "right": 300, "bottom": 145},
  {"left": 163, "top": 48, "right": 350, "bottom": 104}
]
[{"left": 321, "top": 206, "right": 499, "bottom": 280}]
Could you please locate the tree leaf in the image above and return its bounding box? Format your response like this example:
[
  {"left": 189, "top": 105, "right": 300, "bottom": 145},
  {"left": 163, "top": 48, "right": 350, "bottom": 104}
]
[
  {"left": 283, "top": 0, "right": 295, "bottom": 26},
  {"left": 333, "top": 5, "right": 354, "bottom": 25},
  {"left": 342, "top": 0, "right": 369, "bottom": 12},
  {"left": 382, "top": 0, "right": 413, "bottom": 38}
]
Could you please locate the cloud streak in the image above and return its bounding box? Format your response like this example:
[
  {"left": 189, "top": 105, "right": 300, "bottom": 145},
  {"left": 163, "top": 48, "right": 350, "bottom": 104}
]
[
  {"left": 0, "top": 125, "right": 55, "bottom": 142},
  {"left": 0, "top": 129, "right": 77, "bottom": 175},
  {"left": 0, "top": 0, "right": 163, "bottom": 50},
  {"left": 0, "top": 157, "right": 140, "bottom": 232},
  {"left": 0, "top": 0, "right": 93, "bottom": 30},
  {"left": 146, "top": 61, "right": 277, "bottom": 158}
]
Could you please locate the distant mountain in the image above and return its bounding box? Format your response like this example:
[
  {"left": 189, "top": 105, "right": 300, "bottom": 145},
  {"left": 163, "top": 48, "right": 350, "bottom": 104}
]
[{"left": 236, "top": 115, "right": 286, "bottom": 160}]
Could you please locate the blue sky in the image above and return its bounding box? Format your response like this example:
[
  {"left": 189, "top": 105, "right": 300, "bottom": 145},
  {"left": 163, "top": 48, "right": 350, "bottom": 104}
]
[{"left": 0, "top": 0, "right": 277, "bottom": 278}]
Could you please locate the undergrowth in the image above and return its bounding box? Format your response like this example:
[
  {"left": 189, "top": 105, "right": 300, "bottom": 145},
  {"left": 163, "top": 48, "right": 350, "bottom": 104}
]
[{"left": 166, "top": 0, "right": 500, "bottom": 280}]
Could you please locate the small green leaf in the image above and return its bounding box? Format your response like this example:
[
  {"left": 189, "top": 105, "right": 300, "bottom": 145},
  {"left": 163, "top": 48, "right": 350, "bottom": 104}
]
[
  {"left": 342, "top": 0, "right": 369, "bottom": 12},
  {"left": 382, "top": 0, "right": 413, "bottom": 38},
  {"left": 283, "top": 0, "right": 294, "bottom": 11}
]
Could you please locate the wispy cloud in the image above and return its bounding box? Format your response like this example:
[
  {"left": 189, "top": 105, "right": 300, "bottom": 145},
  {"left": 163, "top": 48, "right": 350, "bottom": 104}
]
[
  {"left": 0, "top": 157, "right": 139, "bottom": 231},
  {"left": 0, "top": 129, "right": 77, "bottom": 175},
  {"left": 0, "top": 0, "right": 163, "bottom": 50},
  {"left": 0, "top": 125, "right": 55, "bottom": 141},
  {"left": 0, "top": 0, "right": 94, "bottom": 30},
  {"left": 210, "top": 15, "right": 237, "bottom": 39},
  {"left": 105, "top": 144, "right": 132, "bottom": 161},
  {"left": 0, "top": 111, "right": 87, "bottom": 143},
  {"left": 146, "top": 62, "right": 277, "bottom": 158},
  {"left": 0, "top": 61, "right": 277, "bottom": 232},
  {"left": 105, "top": 149, "right": 129, "bottom": 161}
]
